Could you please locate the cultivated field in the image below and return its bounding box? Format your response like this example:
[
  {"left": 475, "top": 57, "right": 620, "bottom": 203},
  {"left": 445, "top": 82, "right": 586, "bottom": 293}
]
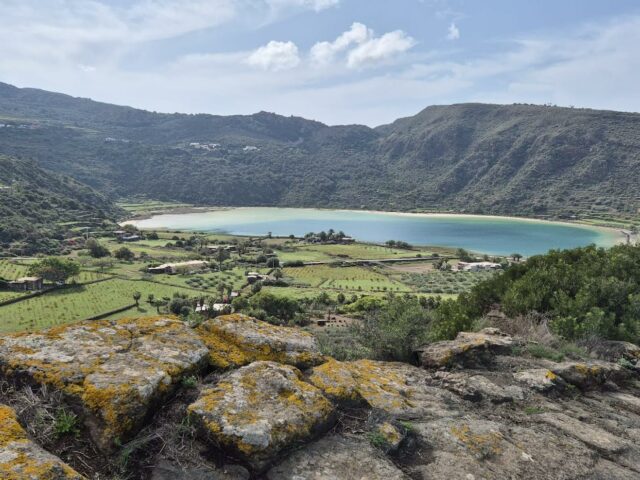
[
  {"left": 284, "top": 264, "right": 411, "bottom": 292},
  {"left": 0, "top": 278, "right": 202, "bottom": 333}
]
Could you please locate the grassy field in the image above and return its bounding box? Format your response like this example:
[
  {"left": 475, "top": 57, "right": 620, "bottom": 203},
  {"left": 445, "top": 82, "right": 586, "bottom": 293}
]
[
  {"left": 117, "top": 200, "right": 194, "bottom": 215},
  {"left": 0, "top": 278, "right": 203, "bottom": 333},
  {"left": 399, "top": 270, "right": 496, "bottom": 294},
  {"left": 144, "top": 268, "right": 247, "bottom": 292},
  {"left": 0, "top": 260, "right": 31, "bottom": 280},
  {"left": 284, "top": 264, "right": 411, "bottom": 292}
]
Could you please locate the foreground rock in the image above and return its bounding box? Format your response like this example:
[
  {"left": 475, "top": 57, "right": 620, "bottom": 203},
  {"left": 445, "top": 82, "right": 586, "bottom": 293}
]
[
  {"left": 514, "top": 361, "right": 630, "bottom": 392},
  {"left": 0, "top": 405, "right": 85, "bottom": 479},
  {"left": 308, "top": 359, "right": 458, "bottom": 418},
  {"left": 267, "top": 434, "right": 409, "bottom": 480},
  {"left": 188, "top": 361, "right": 335, "bottom": 472},
  {"left": 430, "top": 370, "right": 524, "bottom": 403},
  {"left": 197, "top": 314, "right": 324, "bottom": 369},
  {"left": 414, "top": 328, "right": 515, "bottom": 368},
  {"left": 0, "top": 317, "right": 209, "bottom": 450}
]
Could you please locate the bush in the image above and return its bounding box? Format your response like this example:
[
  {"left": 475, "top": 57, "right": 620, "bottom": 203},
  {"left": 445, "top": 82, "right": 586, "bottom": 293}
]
[{"left": 354, "top": 296, "right": 433, "bottom": 362}]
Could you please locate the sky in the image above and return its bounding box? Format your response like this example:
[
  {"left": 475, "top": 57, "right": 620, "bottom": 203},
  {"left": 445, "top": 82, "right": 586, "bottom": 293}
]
[{"left": 1, "top": 0, "right": 639, "bottom": 126}]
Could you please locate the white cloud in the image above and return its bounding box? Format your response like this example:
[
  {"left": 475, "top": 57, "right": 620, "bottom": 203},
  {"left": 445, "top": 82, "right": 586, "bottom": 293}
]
[
  {"left": 347, "top": 30, "right": 416, "bottom": 68},
  {"left": 447, "top": 22, "right": 460, "bottom": 40},
  {"left": 246, "top": 40, "right": 301, "bottom": 71},
  {"left": 310, "top": 23, "right": 415, "bottom": 68},
  {"left": 310, "top": 22, "right": 371, "bottom": 65}
]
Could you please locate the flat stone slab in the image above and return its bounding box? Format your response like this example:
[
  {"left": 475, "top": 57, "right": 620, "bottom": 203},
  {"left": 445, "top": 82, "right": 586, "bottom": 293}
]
[
  {"left": 197, "top": 314, "right": 324, "bottom": 369},
  {"left": 514, "top": 368, "right": 565, "bottom": 392},
  {"left": 308, "top": 359, "right": 458, "bottom": 418},
  {"left": 0, "top": 317, "right": 210, "bottom": 450},
  {"left": 537, "top": 412, "right": 628, "bottom": 454},
  {"left": 266, "top": 435, "right": 409, "bottom": 480},
  {"left": 414, "top": 328, "right": 514, "bottom": 368},
  {"left": 551, "top": 361, "right": 629, "bottom": 389},
  {"left": 0, "top": 404, "right": 85, "bottom": 479},
  {"left": 188, "top": 361, "right": 335, "bottom": 473},
  {"left": 431, "top": 371, "right": 524, "bottom": 402}
]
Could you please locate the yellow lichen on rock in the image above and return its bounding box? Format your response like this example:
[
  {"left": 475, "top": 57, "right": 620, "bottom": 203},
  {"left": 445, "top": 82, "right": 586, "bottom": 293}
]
[
  {"left": 308, "top": 359, "right": 436, "bottom": 417},
  {"left": 450, "top": 423, "right": 503, "bottom": 459},
  {"left": 197, "top": 314, "right": 324, "bottom": 370},
  {"left": 0, "top": 404, "right": 86, "bottom": 480},
  {"left": 0, "top": 317, "right": 210, "bottom": 451},
  {"left": 188, "top": 361, "right": 335, "bottom": 472},
  {"left": 414, "top": 328, "right": 515, "bottom": 368}
]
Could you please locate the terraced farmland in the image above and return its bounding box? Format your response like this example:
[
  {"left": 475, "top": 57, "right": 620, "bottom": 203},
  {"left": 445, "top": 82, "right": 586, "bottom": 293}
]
[
  {"left": 0, "top": 278, "right": 201, "bottom": 333},
  {"left": 0, "top": 260, "right": 31, "bottom": 280},
  {"left": 284, "top": 265, "right": 409, "bottom": 292}
]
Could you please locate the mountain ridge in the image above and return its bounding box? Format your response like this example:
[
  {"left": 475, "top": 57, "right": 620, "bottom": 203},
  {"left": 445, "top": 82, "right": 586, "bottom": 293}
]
[{"left": 0, "top": 81, "right": 639, "bottom": 220}]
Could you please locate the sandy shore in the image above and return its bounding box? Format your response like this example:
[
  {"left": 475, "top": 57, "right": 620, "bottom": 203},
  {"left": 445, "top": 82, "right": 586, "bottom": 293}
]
[{"left": 123, "top": 205, "right": 629, "bottom": 245}]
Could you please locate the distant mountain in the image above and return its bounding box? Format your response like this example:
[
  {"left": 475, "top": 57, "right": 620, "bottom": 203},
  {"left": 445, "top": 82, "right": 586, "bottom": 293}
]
[
  {"left": 0, "top": 155, "right": 122, "bottom": 256},
  {"left": 1, "top": 81, "right": 639, "bottom": 220}
]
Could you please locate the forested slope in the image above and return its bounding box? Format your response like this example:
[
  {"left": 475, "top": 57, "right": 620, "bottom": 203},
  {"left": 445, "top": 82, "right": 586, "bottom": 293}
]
[{"left": 1, "top": 82, "right": 639, "bottom": 218}]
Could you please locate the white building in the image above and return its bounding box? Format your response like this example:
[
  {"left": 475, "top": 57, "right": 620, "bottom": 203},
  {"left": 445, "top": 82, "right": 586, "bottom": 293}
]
[{"left": 457, "top": 261, "right": 502, "bottom": 272}]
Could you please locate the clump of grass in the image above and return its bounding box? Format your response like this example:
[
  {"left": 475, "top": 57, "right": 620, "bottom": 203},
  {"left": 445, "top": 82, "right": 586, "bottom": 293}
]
[
  {"left": 54, "top": 409, "right": 79, "bottom": 437},
  {"left": 181, "top": 375, "right": 198, "bottom": 389},
  {"left": 526, "top": 344, "right": 565, "bottom": 362},
  {"left": 523, "top": 406, "right": 545, "bottom": 415},
  {"left": 367, "top": 431, "right": 390, "bottom": 450}
]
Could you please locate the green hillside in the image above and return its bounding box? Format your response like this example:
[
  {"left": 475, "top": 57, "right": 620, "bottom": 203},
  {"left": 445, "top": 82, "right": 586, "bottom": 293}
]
[
  {"left": 0, "top": 155, "right": 122, "bottom": 256},
  {"left": 0, "top": 82, "right": 639, "bottom": 220}
]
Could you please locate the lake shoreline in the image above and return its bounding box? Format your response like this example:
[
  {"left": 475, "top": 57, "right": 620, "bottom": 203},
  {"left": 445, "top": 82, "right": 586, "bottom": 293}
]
[{"left": 123, "top": 205, "right": 627, "bottom": 245}]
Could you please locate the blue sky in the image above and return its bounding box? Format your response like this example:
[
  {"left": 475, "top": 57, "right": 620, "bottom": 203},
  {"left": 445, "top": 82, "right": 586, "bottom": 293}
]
[{"left": 1, "top": 0, "right": 639, "bottom": 125}]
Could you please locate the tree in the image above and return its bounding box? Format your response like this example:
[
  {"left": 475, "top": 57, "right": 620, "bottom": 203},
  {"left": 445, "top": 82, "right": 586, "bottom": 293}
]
[
  {"left": 114, "top": 246, "right": 135, "bottom": 261},
  {"left": 337, "top": 292, "right": 346, "bottom": 304},
  {"left": 249, "top": 292, "right": 301, "bottom": 323},
  {"left": 215, "top": 248, "right": 230, "bottom": 270},
  {"left": 273, "top": 269, "right": 283, "bottom": 280},
  {"left": 456, "top": 248, "right": 473, "bottom": 262},
  {"left": 147, "top": 293, "right": 155, "bottom": 304},
  {"left": 355, "top": 296, "right": 432, "bottom": 362},
  {"left": 28, "top": 258, "right": 80, "bottom": 285},
  {"left": 266, "top": 257, "right": 280, "bottom": 268},
  {"left": 86, "top": 238, "right": 111, "bottom": 258},
  {"left": 251, "top": 281, "right": 263, "bottom": 294},
  {"left": 133, "top": 291, "right": 141, "bottom": 307},
  {"left": 511, "top": 253, "right": 523, "bottom": 262}
]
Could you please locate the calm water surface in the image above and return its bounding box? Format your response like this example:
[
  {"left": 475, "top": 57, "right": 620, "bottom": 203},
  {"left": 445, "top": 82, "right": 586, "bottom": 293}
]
[{"left": 127, "top": 207, "right": 618, "bottom": 256}]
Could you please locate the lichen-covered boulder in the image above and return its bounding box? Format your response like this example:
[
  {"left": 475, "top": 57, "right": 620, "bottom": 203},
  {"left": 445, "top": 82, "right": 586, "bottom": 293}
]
[
  {"left": 0, "top": 405, "right": 85, "bottom": 480},
  {"left": 0, "top": 317, "right": 210, "bottom": 450},
  {"left": 551, "top": 361, "right": 630, "bottom": 390},
  {"left": 413, "top": 328, "right": 515, "bottom": 368},
  {"left": 197, "top": 314, "right": 324, "bottom": 369},
  {"left": 514, "top": 368, "right": 565, "bottom": 392},
  {"left": 266, "top": 435, "right": 409, "bottom": 480},
  {"left": 188, "top": 361, "right": 335, "bottom": 472},
  {"left": 430, "top": 371, "right": 524, "bottom": 403},
  {"left": 308, "top": 359, "right": 458, "bottom": 418}
]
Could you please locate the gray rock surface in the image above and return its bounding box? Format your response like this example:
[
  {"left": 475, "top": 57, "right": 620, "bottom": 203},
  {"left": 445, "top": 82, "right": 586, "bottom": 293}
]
[
  {"left": 414, "top": 328, "right": 515, "bottom": 368},
  {"left": 266, "top": 434, "right": 409, "bottom": 480},
  {"left": 188, "top": 361, "right": 335, "bottom": 472}
]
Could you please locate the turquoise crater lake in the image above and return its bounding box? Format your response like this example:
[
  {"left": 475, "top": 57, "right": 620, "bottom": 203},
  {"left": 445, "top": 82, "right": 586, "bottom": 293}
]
[{"left": 126, "top": 207, "right": 619, "bottom": 256}]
